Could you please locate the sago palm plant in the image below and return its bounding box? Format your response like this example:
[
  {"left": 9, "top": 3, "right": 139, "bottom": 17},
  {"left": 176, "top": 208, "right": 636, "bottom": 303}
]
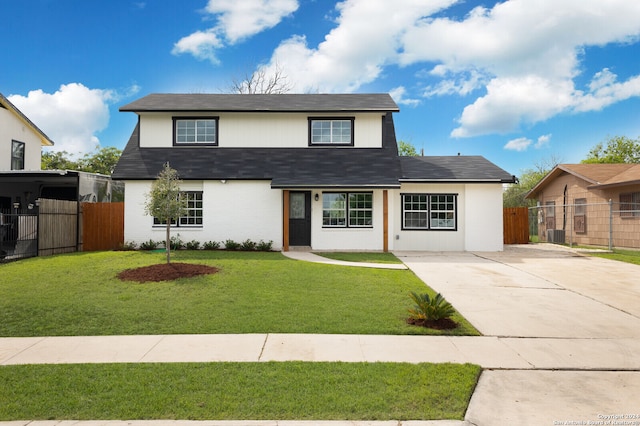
[{"left": 407, "top": 291, "right": 455, "bottom": 321}]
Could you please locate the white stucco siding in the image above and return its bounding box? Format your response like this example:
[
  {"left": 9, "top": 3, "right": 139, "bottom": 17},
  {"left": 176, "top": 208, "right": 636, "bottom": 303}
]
[
  {"left": 139, "top": 114, "right": 172, "bottom": 147},
  {"left": 390, "top": 184, "right": 466, "bottom": 251},
  {"left": 0, "top": 107, "right": 43, "bottom": 170},
  {"left": 389, "top": 183, "right": 504, "bottom": 251},
  {"left": 123, "top": 180, "right": 283, "bottom": 249},
  {"left": 137, "top": 112, "right": 384, "bottom": 148},
  {"left": 464, "top": 184, "right": 504, "bottom": 251},
  {"left": 311, "top": 189, "right": 385, "bottom": 251}
]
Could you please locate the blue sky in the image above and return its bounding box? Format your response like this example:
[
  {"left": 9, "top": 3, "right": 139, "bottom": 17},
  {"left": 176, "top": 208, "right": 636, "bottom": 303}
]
[{"left": 2, "top": 0, "right": 640, "bottom": 177}]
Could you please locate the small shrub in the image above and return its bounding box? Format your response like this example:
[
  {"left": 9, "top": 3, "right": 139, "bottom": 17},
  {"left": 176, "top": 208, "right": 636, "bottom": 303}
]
[
  {"left": 203, "top": 241, "right": 220, "bottom": 250},
  {"left": 407, "top": 292, "right": 455, "bottom": 321},
  {"left": 139, "top": 239, "right": 159, "bottom": 250},
  {"left": 224, "top": 239, "right": 240, "bottom": 250},
  {"left": 170, "top": 234, "right": 184, "bottom": 250},
  {"left": 240, "top": 239, "right": 257, "bottom": 251},
  {"left": 117, "top": 241, "right": 138, "bottom": 251},
  {"left": 257, "top": 240, "right": 274, "bottom": 251},
  {"left": 185, "top": 240, "right": 201, "bottom": 250}
]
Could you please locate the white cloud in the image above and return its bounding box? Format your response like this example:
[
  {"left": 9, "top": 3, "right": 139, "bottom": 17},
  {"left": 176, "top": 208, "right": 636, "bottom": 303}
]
[
  {"left": 172, "top": 30, "right": 223, "bottom": 63},
  {"left": 389, "top": 86, "right": 420, "bottom": 107},
  {"left": 573, "top": 69, "right": 640, "bottom": 112},
  {"left": 504, "top": 133, "right": 552, "bottom": 152},
  {"left": 536, "top": 134, "right": 551, "bottom": 148},
  {"left": 423, "top": 69, "right": 487, "bottom": 97},
  {"left": 397, "top": 0, "right": 640, "bottom": 137},
  {"left": 504, "top": 137, "right": 531, "bottom": 152},
  {"left": 8, "top": 83, "right": 136, "bottom": 156},
  {"left": 174, "top": 0, "right": 640, "bottom": 134},
  {"left": 260, "top": 0, "right": 458, "bottom": 92},
  {"left": 205, "top": 0, "right": 299, "bottom": 43},
  {"left": 451, "top": 75, "right": 575, "bottom": 137},
  {"left": 173, "top": 0, "right": 298, "bottom": 63}
]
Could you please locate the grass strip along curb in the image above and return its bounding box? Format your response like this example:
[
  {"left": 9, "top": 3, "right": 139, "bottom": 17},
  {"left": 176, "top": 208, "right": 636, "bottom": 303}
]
[{"left": 0, "top": 362, "right": 481, "bottom": 421}]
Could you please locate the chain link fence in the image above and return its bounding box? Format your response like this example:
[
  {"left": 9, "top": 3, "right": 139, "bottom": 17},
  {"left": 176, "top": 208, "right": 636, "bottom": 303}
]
[{"left": 528, "top": 200, "right": 640, "bottom": 250}]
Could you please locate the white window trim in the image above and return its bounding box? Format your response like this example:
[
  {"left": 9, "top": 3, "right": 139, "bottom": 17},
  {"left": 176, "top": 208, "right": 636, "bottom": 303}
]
[{"left": 173, "top": 117, "right": 218, "bottom": 145}]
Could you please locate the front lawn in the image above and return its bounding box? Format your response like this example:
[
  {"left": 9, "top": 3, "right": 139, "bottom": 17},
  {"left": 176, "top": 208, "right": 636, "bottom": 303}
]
[
  {"left": 0, "top": 250, "right": 478, "bottom": 336},
  {"left": 0, "top": 362, "right": 480, "bottom": 421}
]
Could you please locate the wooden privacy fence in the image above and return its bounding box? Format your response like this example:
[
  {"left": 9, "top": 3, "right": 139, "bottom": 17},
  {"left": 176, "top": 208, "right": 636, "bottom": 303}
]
[
  {"left": 503, "top": 207, "right": 529, "bottom": 244},
  {"left": 81, "top": 202, "right": 124, "bottom": 251},
  {"left": 39, "top": 199, "right": 78, "bottom": 256}
]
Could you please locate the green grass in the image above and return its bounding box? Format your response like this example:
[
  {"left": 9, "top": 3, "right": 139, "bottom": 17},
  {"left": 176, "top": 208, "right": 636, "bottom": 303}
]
[
  {"left": 0, "top": 250, "right": 478, "bottom": 336},
  {"left": 0, "top": 362, "right": 481, "bottom": 421},
  {"left": 587, "top": 247, "right": 640, "bottom": 265},
  {"left": 313, "top": 251, "right": 403, "bottom": 264}
]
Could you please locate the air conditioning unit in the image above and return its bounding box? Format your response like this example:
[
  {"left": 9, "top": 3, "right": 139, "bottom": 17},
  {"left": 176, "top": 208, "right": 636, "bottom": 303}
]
[{"left": 546, "top": 229, "right": 565, "bottom": 244}]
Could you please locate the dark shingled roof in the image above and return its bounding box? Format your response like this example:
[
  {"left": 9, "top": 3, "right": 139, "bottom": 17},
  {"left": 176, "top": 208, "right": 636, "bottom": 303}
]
[
  {"left": 112, "top": 112, "right": 402, "bottom": 188},
  {"left": 113, "top": 93, "right": 515, "bottom": 187},
  {"left": 399, "top": 156, "right": 516, "bottom": 183},
  {"left": 120, "top": 93, "right": 400, "bottom": 113}
]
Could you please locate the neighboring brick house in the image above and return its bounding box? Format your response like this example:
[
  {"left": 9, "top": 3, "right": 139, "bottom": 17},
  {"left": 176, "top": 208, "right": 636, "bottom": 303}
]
[
  {"left": 526, "top": 163, "right": 640, "bottom": 248},
  {"left": 112, "top": 93, "right": 516, "bottom": 252}
]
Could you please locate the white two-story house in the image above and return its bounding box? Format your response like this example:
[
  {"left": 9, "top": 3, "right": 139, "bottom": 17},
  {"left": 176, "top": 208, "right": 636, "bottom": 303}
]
[{"left": 113, "top": 93, "right": 515, "bottom": 252}]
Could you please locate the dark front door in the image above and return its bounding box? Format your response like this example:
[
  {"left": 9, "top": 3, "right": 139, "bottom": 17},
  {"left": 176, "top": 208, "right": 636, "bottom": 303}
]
[{"left": 289, "top": 191, "right": 311, "bottom": 246}]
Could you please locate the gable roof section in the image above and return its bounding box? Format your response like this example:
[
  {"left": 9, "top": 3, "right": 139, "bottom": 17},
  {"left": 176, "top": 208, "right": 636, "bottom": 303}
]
[
  {"left": 0, "top": 92, "right": 55, "bottom": 146},
  {"left": 113, "top": 113, "right": 402, "bottom": 188},
  {"left": 526, "top": 163, "right": 640, "bottom": 199},
  {"left": 399, "top": 156, "right": 516, "bottom": 183},
  {"left": 120, "top": 93, "right": 400, "bottom": 113}
]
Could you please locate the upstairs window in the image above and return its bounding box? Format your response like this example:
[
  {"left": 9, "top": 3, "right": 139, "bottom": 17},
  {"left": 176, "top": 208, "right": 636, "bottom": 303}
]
[
  {"left": 174, "top": 118, "right": 218, "bottom": 145},
  {"left": 309, "top": 118, "right": 354, "bottom": 145},
  {"left": 11, "top": 140, "right": 25, "bottom": 170}
]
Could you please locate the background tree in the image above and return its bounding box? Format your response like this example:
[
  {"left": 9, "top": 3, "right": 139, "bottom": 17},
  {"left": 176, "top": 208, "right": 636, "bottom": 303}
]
[
  {"left": 398, "top": 140, "right": 419, "bottom": 156},
  {"left": 41, "top": 151, "right": 81, "bottom": 170},
  {"left": 581, "top": 135, "right": 640, "bottom": 164},
  {"left": 144, "top": 163, "right": 187, "bottom": 264},
  {"left": 42, "top": 146, "right": 122, "bottom": 174},
  {"left": 80, "top": 146, "right": 122, "bottom": 174},
  {"left": 503, "top": 155, "right": 563, "bottom": 208},
  {"left": 228, "top": 62, "right": 293, "bottom": 94}
]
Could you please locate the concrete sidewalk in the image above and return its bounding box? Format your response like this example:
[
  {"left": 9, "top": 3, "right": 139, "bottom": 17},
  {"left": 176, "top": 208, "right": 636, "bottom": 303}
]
[{"left": 2, "top": 333, "right": 640, "bottom": 370}]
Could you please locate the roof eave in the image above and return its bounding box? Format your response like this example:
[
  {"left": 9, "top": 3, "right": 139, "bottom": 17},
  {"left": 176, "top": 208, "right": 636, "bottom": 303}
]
[
  {"left": 399, "top": 178, "right": 512, "bottom": 183},
  {"left": 0, "top": 93, "right": 55, "bottom": 146}
]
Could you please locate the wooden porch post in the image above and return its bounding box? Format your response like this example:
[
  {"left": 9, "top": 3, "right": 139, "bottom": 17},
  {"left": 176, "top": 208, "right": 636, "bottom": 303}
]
[
  {"left": 283, "top": 190, "right": 290, "bottom": 252},
  {"left": 383, "top": 190, "right": 388, "bottom": 252}
]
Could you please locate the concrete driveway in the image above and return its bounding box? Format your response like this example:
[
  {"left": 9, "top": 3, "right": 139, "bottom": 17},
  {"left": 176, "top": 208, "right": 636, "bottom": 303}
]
[
  {"left": 396, "top": 244, "right": 640, "bottom": 425},
  {"left": 396, "top": 244, "right": 640, "bottom": 338}
]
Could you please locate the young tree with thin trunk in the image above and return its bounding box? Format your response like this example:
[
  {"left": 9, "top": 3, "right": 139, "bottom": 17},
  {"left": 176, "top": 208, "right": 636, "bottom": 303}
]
[{"left": 144, "top": 163, "right": 187, "bottom": 264}]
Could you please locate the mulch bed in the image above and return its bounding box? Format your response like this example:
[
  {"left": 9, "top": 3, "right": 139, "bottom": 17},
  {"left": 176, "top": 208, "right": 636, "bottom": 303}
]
[
  {"left": 117, "top": 262, "right": 219, "bottom": 283},
  {"left": 406, "top": 317, "right": 458, "bottom": 330}
]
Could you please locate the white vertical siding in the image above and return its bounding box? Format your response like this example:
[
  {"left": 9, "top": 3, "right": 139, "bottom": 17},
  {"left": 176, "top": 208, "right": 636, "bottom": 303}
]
[
  {"left": 464, "top": 184, "right": 504, "bottom": 251},
  {"left": 123, "top": 180, "right": 283, "bottom": 249},
  {"left": 389, "top": 183, "right": 504, "bottom": 252},
  {"left": 139, "top": 114, "right": 172, "bottom": 148},
  {"left": 311, "top": 189, "right": 385, "bottom": 251},
  {"left": 0, "top": 107, "right": 43, "bottom": 170},
  {"left": 390, "top": 184, "right": 466, "bottom": 251},
  {"left": 137, "top": 112, "right": 384, "bottom": 148}
]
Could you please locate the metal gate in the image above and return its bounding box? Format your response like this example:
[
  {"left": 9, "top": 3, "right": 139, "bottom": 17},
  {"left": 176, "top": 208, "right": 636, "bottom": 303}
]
[
  {"left": 0, "top": 210, "right": 38, "bottom": 261},
  {"left": 0, "top": 199, "right": 79, "bottom": 262}
]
